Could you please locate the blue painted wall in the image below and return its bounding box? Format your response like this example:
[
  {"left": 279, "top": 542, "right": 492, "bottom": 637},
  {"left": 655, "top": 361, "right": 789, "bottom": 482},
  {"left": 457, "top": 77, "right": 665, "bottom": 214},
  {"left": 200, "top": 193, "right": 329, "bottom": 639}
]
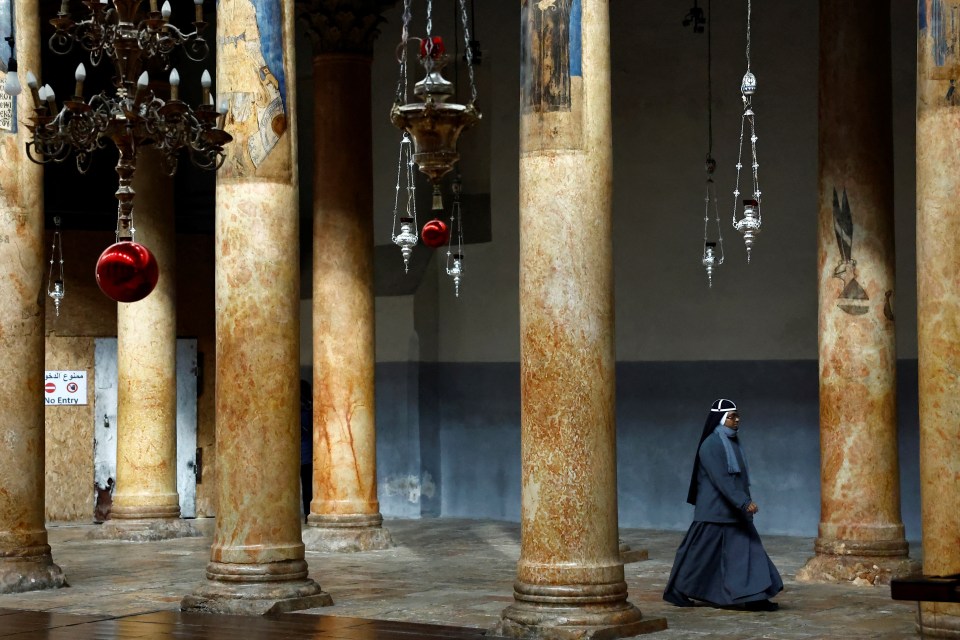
[{"left": 375, "top": 360, "right": 922, "bottom": 541}]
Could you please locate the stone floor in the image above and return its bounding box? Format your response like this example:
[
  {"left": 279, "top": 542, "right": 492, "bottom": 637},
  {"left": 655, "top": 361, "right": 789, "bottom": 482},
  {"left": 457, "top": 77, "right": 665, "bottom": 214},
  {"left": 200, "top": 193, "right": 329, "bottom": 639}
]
[{"left": 0, "top": 518, "right": 921, "bottom": 639}]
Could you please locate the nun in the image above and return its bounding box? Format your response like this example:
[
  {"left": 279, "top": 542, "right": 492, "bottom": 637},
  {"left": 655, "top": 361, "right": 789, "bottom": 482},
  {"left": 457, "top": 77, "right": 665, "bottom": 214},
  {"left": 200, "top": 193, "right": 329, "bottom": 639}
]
[{"left": 663, "top": 398, "right": 783, "bottom": 611}]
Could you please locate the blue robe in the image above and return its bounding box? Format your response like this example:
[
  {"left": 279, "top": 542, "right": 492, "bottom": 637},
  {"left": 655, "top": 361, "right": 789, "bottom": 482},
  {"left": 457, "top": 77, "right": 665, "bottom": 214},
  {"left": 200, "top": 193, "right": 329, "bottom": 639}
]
[{"left": 663, "top": 430, "right": 783, "bottom": 607}]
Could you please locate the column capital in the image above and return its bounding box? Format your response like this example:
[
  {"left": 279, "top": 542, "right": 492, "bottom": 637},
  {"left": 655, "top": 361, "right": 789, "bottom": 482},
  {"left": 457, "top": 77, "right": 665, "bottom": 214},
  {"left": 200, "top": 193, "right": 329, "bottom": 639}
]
[{"left": 296, "top": 0, "right": 397, "bottom": 56}]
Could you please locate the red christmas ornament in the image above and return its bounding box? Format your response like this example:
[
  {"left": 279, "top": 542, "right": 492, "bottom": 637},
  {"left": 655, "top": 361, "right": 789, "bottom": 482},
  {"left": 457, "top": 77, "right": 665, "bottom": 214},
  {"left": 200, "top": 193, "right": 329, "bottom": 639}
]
[
  {"left": 419, "top": 36, "right": 445, "bottom": 60},
  {"left": 95, "top": 241, "right": 159, "bottom": 303},
  {"left": 421, "top": 218, "right": 450, "bottom": 248}
]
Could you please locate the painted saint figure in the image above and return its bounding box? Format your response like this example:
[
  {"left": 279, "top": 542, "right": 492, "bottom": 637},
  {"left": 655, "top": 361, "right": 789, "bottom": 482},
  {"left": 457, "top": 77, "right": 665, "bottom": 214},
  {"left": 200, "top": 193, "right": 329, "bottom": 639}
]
[
  {"left": 521, "top": 0, "right": 577, "bottom": 113},
  {"left": 832, "top": 188, "right": 869, "bottom": 315},
  {"left": 664, "top": 399, "right": 783, "bottom": 611}
]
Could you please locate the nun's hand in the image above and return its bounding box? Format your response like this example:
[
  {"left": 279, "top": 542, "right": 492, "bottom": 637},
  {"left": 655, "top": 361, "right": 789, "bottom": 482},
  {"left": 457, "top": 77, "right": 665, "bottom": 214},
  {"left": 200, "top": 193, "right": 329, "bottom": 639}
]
[{"left": 746, "top": 502, "right": 759, "bottom": 515}]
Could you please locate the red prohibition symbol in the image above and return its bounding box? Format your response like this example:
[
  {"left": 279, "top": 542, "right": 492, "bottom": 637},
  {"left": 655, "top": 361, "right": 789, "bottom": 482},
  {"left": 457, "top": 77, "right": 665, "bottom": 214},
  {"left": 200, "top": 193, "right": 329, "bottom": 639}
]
[
  {"left": 45, "top": 382, "right": 56, "bottom": 394},
  {"left": 66, "top": 382, "right": 79, "bottom": 393}
]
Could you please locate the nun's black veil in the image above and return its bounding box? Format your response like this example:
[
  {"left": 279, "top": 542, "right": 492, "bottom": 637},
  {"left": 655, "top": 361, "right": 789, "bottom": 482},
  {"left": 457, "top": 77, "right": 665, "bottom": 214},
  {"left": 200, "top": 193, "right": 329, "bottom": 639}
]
[{"left": 685, "top": 399, "right": 735, "bottom": 505}]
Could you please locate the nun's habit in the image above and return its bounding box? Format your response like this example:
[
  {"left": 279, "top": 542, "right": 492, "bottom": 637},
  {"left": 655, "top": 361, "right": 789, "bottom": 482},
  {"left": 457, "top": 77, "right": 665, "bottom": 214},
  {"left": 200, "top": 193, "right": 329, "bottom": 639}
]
[{"left": 663, "top": 398, "right": 783, "bottom": 608}]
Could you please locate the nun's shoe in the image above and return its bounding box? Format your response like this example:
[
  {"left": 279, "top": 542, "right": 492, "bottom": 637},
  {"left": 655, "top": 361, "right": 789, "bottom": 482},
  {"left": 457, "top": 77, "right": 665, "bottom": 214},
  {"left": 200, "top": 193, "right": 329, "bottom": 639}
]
[{"left": 743, "top": 599, "right": 779, "bottom": 611}]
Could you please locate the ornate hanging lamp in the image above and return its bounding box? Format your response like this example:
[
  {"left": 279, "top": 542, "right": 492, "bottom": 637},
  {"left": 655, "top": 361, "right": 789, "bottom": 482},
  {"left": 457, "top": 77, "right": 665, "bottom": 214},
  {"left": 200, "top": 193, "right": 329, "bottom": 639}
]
[
  {"left": 47, "top": 217, "right": 66, "bottom": 317},
  {"left": 445, "top": 176, "right": 464, "bottom": 297},
  {"left": 390, "top": 0, "right": 481, "bottom": 197},
  {"left": 731, "top": 0, "right": 763, "bottom": 262},
  {"left": 391, "top": 133, "right": 419, "bottom": 272},
  {"left": 694, "top": 0, "right": 724, "bottom": 286},
  {"left": 25, "top": 0, "right": 230, "bottom": 302}
]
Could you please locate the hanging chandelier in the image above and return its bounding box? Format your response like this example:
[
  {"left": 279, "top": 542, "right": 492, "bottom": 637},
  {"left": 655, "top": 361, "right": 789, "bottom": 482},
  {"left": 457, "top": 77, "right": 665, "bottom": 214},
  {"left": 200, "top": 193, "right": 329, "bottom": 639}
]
[
  {"left": 731, "top": 0, "right": 763, "bottom": 263},
  {"left": 22, "top": 0, "right": 231, "bottom": 302},
  {"left": 390, "top": 0, "right": 480, "bottom": 193}
]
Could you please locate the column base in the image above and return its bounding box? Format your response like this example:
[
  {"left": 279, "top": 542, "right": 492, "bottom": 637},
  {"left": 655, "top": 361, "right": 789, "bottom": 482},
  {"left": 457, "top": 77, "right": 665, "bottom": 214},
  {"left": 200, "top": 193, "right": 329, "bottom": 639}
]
[
  {"left": 493, "top": 601, "right": 666, "bottom": 640},
  {"left": 0, "top": 553, "right": 67, "bottom": 594},
  {"left": 181, "top": 581, "right": 333, "bottom": 616},
  {"left": 89, "top": 518, "right": 204, "bottom": 543},
  {"left": 304, "top": 513, "right": 393, "bottom": 552},
  {"left": 181, "top": 559, "right": 333, "bottom": 616},
  {"left": 918, "top": 605, "right": 960, "bottom": 639},
  {"left": 797, "top": 552, "right": 920, "bottom": 586}
]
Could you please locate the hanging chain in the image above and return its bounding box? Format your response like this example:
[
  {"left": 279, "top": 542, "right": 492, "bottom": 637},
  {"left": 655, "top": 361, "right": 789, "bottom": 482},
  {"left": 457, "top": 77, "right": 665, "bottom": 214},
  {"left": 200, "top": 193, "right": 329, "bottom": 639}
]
[
  {"left": 732, "top": 113, "right": 746, "bottom": 224},
  {"left": 426, "top": 0, "right": 433, "bottom": 38},
  {"left": 749, "top": 114, "right": 761, "bottom": 217},
  {"left": 745, "top": 0, "right": 752, "bottom": 72},
  {"left": 706, "top": 0, "right": 713, "bottom": 158},
  {"left": 458, "top": 0, "right": 478, "bottom": 104},
  {"left": 395, "top": 0, "right": 413, "bottom": 104}
]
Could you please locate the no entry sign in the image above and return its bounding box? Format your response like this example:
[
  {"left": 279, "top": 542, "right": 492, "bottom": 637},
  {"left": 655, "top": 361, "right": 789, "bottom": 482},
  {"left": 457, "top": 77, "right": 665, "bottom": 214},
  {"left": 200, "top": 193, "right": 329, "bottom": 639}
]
[{"left": 44, "top": 371, "right": 88, "bottom": 406}]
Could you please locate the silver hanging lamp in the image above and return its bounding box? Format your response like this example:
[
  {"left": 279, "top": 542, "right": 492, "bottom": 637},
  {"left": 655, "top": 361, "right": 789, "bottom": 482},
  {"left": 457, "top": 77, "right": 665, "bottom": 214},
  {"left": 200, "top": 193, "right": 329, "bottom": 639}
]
[
  {"left": 445, "top": 176, "right": 465, "bottom": 297},
  {"left": 731, "top": 0, "right": 763, "bottom": 263},
  {"left": 47, "top": 217, "right": 66, "bottom": 318},
  {"left": 691, "top": 0, "right": 724, "bottom": 286}
]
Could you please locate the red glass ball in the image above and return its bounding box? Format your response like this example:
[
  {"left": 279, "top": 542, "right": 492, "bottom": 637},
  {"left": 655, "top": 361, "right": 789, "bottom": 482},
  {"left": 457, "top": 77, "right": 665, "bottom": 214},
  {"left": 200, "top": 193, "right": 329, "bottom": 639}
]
[
  {"left": 95, "top": 241, "right": 159, "bottom": 303},
  {"left": 421, "top": 218, "right": 450, "bottom": 248},
  {"left": 419, "top": 36, "right": 445, "bottom": 59}
]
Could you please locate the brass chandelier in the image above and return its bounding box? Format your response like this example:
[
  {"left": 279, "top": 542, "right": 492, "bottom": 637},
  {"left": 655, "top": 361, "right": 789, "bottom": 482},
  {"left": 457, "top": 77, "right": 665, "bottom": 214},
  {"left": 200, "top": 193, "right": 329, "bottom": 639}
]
[{"left": 25, "top": 0, "right": 230, "bottom": 249}]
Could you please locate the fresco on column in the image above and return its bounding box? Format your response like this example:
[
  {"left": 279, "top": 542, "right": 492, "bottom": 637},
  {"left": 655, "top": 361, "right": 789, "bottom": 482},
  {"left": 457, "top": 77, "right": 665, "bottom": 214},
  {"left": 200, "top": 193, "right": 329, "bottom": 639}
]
[
  {"left": 216, "top": 0, "right": 290, "bottom": 180},
  {"left": 831, "top": 188, "right": 869, "bottom": 316},
  {"left": 0, "top": 0, "right": 16, "bottom": 133},
  {"left": 520, "top": 0, "right": 583, "bottom": 152},
  {"left": 830, "top": 188, "right": 895, "bottom": 320},
  {"left": 920, "top": 0, "right": 960, "bottom": 103}
]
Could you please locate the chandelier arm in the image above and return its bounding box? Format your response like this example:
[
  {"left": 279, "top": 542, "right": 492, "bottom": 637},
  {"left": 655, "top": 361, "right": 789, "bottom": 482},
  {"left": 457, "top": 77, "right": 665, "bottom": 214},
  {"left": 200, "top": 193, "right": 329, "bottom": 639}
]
[{"left": 49, "top": 28, "right": 78, "bottom": 56}]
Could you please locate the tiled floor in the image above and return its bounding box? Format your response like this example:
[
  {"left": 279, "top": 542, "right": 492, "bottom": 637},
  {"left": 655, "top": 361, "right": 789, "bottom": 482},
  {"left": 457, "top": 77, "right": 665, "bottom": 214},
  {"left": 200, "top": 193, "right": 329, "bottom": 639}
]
[{"left": 0, "top": 519, "right": 921, "bottom": 639}]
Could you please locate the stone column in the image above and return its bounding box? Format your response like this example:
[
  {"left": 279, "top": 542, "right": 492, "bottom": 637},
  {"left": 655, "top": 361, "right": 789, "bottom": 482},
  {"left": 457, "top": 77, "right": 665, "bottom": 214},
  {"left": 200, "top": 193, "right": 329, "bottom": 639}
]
[
  {"left": 296, "top": 0, "right": 393, "bottom": 553},
  {"left": 0, "top": 0, "right": 66, "bottom": 594},
  {"left": 914, "top": 1, "right": 960, "bottom": 635},
  {"left": 494, "top": 1, "right": 664, "bottom": 637},
  {"left": 102, "top": 148, "right": 198, "bottom": 541},
  {"left": 181, "top": 0, "right": 331, "bottom": 615},
  {"left": 796, "top": 0, "right": 914, "bottom": 586}
]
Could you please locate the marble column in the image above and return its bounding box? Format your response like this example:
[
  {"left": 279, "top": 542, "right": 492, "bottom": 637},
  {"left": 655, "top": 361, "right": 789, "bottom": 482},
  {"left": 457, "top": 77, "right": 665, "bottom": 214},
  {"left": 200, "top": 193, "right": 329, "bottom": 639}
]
[
  {"left": 796, "top": 0, "right": 914, "bottom": 586},
  {"left": 914, "top": 1, "right": 960, "bottom": 635},
  {"left": 0, "top": 0, "right": 66, "bottom": 594},
  {"left": 296, "top": 0, "right": 393, "bottom": 553},
  {"left": 494, "top": 1, "right": 664, "bottom": 638},
  {"left": 181, "top": 0, "right": 331, "bottom": 615},
  {"left": 101, "top": 147, "right": 198, "bottom": 541}
]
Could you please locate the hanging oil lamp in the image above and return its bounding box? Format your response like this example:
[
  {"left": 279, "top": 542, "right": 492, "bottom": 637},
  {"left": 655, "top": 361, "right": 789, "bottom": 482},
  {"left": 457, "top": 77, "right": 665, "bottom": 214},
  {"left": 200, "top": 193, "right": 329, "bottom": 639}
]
[
  {"left": 47, "top": 217, "right": 65, "bottom": 317},
  {"left": 731, "top": 0, "right": 763, "bottom": 263},
  {"left": 390, "top": 0, "right": 481, "bottom": 200},
  {"left": 445, "top": 177, "right": 465, "bottom": 297},
  {"left": 391, "top": 133, "right": 418, "bottom": 272},
  {"left": 702, "top": 158, "right": 725, "bottom": 287},
  {"left": 690, "top": 0, "right": 724, "bottom": 286}
]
